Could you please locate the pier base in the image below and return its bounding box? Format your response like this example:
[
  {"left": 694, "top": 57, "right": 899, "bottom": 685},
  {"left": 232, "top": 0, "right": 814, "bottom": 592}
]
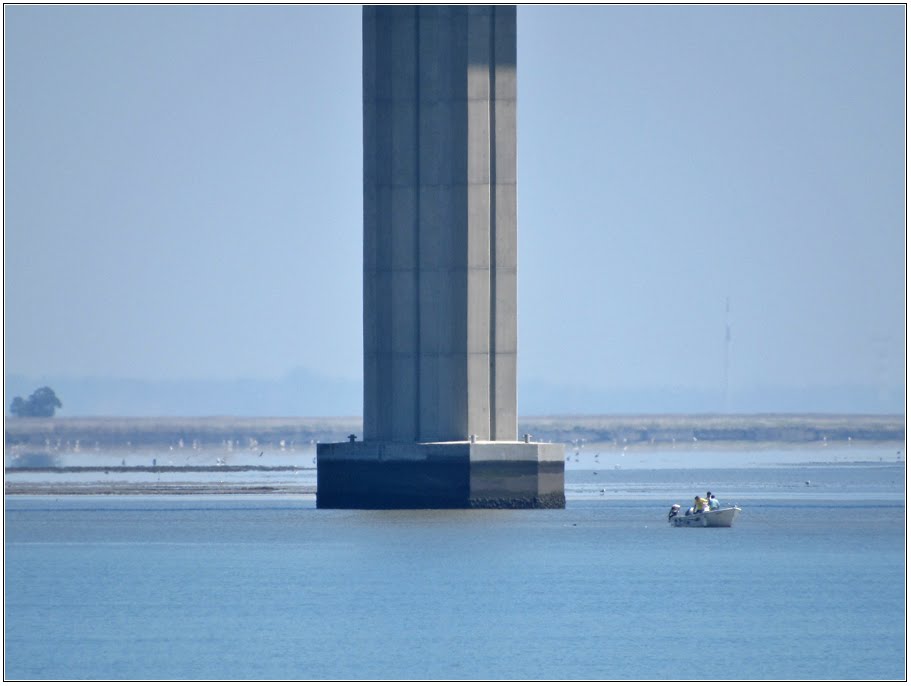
[{"left": 316, "top": 441, "right": 565, "bottom": 509}]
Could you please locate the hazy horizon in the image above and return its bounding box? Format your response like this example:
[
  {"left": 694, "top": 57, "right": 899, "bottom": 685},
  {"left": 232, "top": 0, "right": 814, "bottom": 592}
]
[{"left": 5, "top": 370, "right": 903, "bottom": 417}]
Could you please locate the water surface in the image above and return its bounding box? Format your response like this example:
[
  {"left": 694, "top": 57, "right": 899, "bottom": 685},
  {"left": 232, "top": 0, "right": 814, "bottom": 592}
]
[{"left": 4, "top": 451, "right": 905, "bottom": 680}]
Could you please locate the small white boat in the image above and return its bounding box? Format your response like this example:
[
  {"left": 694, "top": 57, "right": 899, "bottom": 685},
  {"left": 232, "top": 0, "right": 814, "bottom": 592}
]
[{"left": 667, "top": 504, "right": 741, "bottom": 528}]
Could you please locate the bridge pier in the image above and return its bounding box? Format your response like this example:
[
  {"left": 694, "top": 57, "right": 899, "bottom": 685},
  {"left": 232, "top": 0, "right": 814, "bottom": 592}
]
[{"left": 317, "top": 6, "right": 564, "bottom": 508}]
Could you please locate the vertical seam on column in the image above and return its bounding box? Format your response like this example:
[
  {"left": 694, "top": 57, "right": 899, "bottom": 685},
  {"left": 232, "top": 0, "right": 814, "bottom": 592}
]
[
  {"left": 488, "top": 7, "right": 497, "bottom": 441},
  {"left": 363, "top": 8, "right": 376, "bottom": 441},
  {"left": 414, "top": 7, "right": 422, "bottom": 442}
]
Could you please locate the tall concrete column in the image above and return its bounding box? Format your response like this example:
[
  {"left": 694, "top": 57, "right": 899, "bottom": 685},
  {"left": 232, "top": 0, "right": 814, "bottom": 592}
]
[
  {"left": 363, "top": 5, "right": 517, "bottom": 443},
  {"left": 318, "top": 6, "right": 564, "bottom": 509}
]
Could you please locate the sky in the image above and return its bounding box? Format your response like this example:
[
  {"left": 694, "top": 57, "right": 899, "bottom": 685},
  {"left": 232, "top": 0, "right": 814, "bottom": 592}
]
[{"left": 4, "top": 4, "right": 906, "bottom": 414}]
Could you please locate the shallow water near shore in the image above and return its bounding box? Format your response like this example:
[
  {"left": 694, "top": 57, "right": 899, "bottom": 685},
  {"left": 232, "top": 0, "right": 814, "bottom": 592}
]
[{"left": 4, "top": 448, "right": 905, "bottom": 680}]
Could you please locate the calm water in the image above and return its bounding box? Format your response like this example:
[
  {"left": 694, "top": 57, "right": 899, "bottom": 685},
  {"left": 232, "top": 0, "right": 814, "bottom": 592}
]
[{"left": 4, "top": 457, "right": 905, "bottom": 680}]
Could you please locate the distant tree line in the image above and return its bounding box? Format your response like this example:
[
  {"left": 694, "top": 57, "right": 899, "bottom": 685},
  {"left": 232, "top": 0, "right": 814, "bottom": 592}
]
[{"left": 9, "top": 387, "right": 62, "bottom": 418}]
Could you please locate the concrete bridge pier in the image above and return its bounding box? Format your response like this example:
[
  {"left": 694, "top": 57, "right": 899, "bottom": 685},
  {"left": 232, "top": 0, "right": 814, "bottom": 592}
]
[{"left": 317, "top": 6, "right": 565, "bottom": 509}]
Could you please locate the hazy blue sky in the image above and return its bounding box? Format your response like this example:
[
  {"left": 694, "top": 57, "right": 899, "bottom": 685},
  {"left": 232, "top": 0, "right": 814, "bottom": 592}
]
[{"left": 4, "top": 5, "right": 906, "bottom": 413}]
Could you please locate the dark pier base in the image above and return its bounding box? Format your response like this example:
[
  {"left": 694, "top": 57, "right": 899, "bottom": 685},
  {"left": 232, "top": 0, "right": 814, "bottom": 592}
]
[{"left": 316, "top": 441, "right": 565, "bottom": 509}]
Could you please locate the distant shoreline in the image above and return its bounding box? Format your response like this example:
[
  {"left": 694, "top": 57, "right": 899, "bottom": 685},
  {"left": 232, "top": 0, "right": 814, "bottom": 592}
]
[
  {"left": 4, "top": 483, "right": 318, "bottom": 497},
  {"left": 5, "top": 413, "right": 904, "bottom": 454},
  {"left": 6, "top": 426, "right": 903, "bottom": 497},
  {"left": 5, "top": 452, "right": 902, "bottom": 497}
]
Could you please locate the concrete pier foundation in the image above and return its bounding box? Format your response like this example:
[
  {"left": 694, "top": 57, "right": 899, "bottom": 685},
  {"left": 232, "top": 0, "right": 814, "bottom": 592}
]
[
  {"left": 318, "top": 440, "right": 565, "bottom": 509},
  {"left": 317, "top": 5, "right": 564, "bottom": 508}
]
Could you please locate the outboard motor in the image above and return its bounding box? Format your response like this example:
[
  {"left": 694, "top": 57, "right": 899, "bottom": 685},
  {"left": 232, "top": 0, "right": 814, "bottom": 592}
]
[{"left": 667, "top": 504, "right": 680, "bottom": 521}]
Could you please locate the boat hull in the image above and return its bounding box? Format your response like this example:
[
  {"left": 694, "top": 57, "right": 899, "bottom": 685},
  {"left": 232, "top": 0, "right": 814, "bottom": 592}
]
[{"left": 671, "top": 506, "right": 740, "bottom": 528}]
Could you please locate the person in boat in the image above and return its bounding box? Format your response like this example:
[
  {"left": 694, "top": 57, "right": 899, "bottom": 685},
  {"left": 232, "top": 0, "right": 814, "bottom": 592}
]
[
  {"left": 693, "top": 495, "right": 709, "bottom": 513},
  {"left": 707, "top": 492, "right": 720, "bottom": 510}
]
